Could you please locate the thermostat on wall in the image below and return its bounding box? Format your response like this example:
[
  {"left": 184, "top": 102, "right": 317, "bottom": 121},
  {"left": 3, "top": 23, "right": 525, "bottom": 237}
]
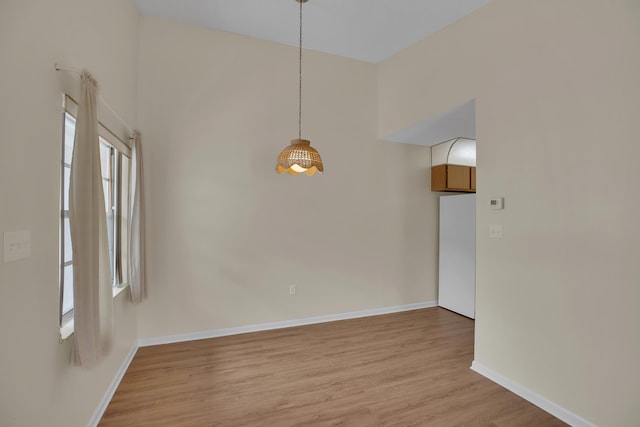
[{"left": 489, "top": 197, "right": 504, "bottom": 210}]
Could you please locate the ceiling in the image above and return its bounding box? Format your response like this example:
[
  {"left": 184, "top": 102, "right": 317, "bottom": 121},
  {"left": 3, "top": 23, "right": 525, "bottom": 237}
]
[
  {"left": 134, "top": 0, "right": 485, "bottom": 145},
  {"left": 134, "top": 0, "right": 493, "bottom": 63}
]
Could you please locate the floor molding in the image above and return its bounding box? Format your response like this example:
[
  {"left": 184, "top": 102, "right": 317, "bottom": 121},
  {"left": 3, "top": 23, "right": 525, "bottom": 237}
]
[
  {"left": 470, "top": 361, "right": 598, "bottom": 427},
  {"left": 138, "top": 301, "right": 438, "bottom": 347},
  {"left": 88, "top": 344, "right": 139, "bottom": 427}
]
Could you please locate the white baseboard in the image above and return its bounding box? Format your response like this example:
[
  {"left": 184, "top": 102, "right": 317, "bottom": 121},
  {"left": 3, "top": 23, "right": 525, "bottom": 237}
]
[
  {"left": 87, "top": 344, "right": 139, "bottom": 427},
  {"left": 470, "top": 361, "right": 598, "bottom": 427},
  {"left": 138, "top": 301, "right": 438, "bottom": 347}
]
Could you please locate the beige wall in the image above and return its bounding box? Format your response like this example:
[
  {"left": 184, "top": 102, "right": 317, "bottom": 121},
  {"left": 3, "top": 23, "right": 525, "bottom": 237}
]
[
  {"left": 136, "top": 17, "right": 438, "bottom": 339},
  {"left": 379, "top": 0, "right": 640, "bottom": 425},
  {"left": 0, "top": 1, "right": 139, "bottom": 426},
  {"left": 6, "top": 1, "right": 636, "bottom": 425}
]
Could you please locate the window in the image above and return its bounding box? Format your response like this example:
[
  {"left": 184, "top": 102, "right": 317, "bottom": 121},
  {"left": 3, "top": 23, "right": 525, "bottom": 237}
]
[{"left": 60, "top": 96, "right": 131, "bottom": 337}]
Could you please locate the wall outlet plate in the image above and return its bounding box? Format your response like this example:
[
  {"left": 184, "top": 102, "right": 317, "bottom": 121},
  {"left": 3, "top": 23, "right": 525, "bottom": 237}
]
[
  {"left": 4, "top": 230, "right": 31, "bottom": 263},
  {"left": 489, "top": 225, "right": 503, "bottom": 238}
]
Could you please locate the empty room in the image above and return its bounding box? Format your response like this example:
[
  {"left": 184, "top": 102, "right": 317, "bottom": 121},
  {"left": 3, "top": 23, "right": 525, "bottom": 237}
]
[{"left": 0, "top": 0, "right": 638, "bottom": 426}]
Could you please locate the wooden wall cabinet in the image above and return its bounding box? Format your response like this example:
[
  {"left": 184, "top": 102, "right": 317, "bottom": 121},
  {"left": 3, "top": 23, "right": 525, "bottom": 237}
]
[
  {"left": 431, "top": 164, "right": 476, "bottom": 193},
  {"left": 471, "top": 167, "right": 476, "bottom": 191}
]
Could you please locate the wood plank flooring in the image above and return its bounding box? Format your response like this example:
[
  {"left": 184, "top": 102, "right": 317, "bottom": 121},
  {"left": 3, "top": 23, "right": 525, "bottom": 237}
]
[{"left": 100, "top": 308, "right": 567, "bottom": 426}]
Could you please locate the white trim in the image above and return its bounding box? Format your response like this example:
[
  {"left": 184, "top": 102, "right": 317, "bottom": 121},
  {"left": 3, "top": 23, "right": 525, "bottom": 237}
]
[
  {"left": 87, "top": 344, "right": 139, "bottom": 427},
  {"left": 138, "top": 301, "right": 437, "bottom": 347},
  {"left": 59, "top": 318, "right": 74, "bottom": 341},
  {"left": 64, "top": 94, "right": 132, "bottom": 154},
  {"left": 470, "top": 361, "right": 599, "bottom": 427}
]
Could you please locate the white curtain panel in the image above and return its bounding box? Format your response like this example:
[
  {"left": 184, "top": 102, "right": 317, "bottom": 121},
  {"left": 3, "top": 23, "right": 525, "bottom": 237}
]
[
  {"left": 129, "top": 131, "right": 147, "bottom": 304},
  {"left": 69, "top": 71, "right": 114, "bottom": 367}
]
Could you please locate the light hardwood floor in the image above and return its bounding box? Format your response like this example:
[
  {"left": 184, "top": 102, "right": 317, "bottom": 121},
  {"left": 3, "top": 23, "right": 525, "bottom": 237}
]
[{"left": 100, "top": 307, "right": 567, "bottom": 426}]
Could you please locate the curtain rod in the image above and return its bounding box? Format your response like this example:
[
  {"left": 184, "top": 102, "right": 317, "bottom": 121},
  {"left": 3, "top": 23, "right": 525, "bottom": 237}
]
[{"left": 55, "top": 63, "right": 135, "bottom": 137}]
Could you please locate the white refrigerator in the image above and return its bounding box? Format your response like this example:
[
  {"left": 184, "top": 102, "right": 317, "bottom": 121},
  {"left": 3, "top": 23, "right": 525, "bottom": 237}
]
[{"left": 438, "top": 193, "right": 476, "bottom": 319}]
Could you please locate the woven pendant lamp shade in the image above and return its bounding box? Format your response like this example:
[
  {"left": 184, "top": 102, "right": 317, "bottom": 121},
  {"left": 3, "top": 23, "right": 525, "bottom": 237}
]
[
  {"left": 276, "top": 139, "right": 323, "bottom": 176},
  {"left": 276, "top": 0, "right": 323, "bottom": 176}
]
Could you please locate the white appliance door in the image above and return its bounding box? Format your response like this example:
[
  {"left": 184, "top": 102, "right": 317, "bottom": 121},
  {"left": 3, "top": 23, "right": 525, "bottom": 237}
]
[{"left": 438, "top": 194, "right": 476, "bottom": 319}]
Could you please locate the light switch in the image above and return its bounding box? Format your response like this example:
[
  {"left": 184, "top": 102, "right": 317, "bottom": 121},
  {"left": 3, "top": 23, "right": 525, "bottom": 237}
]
[
  {"left": 3, "top": 230, "right": 31, "bottom": 263},
  {"left": 489, "top": 224, "right": 502, "bottom": 238}
]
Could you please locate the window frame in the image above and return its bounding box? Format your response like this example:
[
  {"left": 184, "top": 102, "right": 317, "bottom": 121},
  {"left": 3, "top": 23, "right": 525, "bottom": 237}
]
[{"left": 59, "top": 94, "right": 132, "bottom": 340}]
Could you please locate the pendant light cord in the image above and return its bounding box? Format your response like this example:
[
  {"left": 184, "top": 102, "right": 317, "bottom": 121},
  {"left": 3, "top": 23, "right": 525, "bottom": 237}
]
[{"left": 298, "top": 0, "right": 303, "bottom": 141}]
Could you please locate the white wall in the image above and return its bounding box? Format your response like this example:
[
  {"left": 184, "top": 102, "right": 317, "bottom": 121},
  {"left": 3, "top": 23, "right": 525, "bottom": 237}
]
[
  {"left": 136, "top": 17, "right": 438, "bottom": 339},
  {"left": 0, "top": 1, "right": 139, "bottom": 426},
  {"left": 379, "top": 0, "right": 640, "bottom": 425}
]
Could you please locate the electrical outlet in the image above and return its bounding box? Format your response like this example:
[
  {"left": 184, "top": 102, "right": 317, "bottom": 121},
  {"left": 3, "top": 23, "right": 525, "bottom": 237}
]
[
  {"left": 289, "top": 284, "right": 297, "bottom": 296},
  {"left": 489, "top": 224, "right": 503, "bottom": 238}
]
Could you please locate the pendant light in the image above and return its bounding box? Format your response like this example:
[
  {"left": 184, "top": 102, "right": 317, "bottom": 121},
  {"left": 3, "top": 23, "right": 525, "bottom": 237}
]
[{"left": 276, "top": 0, "right": 324, "bottom": 176}]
